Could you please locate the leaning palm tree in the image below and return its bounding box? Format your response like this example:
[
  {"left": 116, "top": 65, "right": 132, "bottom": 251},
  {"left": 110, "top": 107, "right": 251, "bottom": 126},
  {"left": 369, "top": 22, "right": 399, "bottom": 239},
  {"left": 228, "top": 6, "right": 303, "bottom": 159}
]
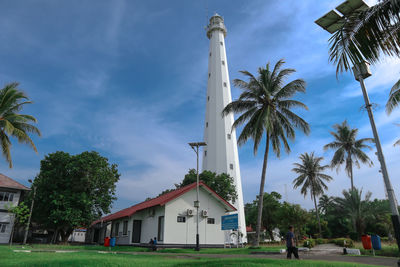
[
  {"left": 324, "top": 121, "right": 373, "bottom": 190},
  {"left": 222, "top": 59, "right": 310, "bottom": 246},
  {"left": 292, "top": 152, "right": 332, "bottom": 236},
  {"left": 0, "top": 83, "right": 41, "bottom": 167}
]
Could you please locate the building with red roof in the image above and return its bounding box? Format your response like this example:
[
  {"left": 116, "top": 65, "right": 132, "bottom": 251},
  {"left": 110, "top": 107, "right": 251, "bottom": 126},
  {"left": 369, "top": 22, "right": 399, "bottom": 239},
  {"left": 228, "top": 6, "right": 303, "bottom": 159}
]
[
  {"left": 87, "top": 181, "right": 236, "bottom": 247},
  {"left": 0, "top": 173, "right": 30, "bottom": 244}
]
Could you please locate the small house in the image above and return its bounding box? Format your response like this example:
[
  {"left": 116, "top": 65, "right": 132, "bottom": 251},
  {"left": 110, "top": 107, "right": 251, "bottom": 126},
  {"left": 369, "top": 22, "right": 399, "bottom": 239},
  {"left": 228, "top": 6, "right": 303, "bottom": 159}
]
[
  {"left": 88, "top": 181, "right": 236, "bottom": 247},
  {"left": 0, "top": 173, "right": 30, "bottom": 244}
]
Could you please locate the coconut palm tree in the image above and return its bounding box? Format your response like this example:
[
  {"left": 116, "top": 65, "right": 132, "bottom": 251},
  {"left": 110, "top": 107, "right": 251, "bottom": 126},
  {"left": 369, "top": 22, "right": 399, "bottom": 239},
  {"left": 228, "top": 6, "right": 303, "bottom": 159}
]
[
  {"left": 324, "top": 121, "right": 373, "bottom": 190},
  {"left": 0, "top": 82, "right": 41, "bottom": 168},
  {"left": 328, "top": 0, "right": 400, "bottom": 74},
  {"left": 292, "top": 152, "right": 332, "bottom": 236},
  {"left": 222, "top": 59, "right": 310, "bottom": 246}
]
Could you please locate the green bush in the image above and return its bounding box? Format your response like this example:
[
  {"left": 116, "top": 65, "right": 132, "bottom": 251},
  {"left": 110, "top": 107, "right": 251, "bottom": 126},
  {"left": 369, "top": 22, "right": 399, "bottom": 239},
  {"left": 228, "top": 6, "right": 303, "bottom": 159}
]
[
  {"left": 315, "top": 238, "right": 329, "bottom": 244},
  {"left": 330, "top": 238, "right": 354, "bottom": 248},
  {"left": 303, "top": 239, "right": 315, "bottom": 248}
]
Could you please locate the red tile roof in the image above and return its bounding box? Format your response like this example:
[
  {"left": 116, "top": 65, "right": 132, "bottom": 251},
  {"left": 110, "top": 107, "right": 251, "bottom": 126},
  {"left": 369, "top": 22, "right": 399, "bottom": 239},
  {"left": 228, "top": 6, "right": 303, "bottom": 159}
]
[
  {"left": 0, "top": 173, "right": 30, "bottom": 190},
  {"left": 92, "top": 181, "right": 236, "bottom": 225}
]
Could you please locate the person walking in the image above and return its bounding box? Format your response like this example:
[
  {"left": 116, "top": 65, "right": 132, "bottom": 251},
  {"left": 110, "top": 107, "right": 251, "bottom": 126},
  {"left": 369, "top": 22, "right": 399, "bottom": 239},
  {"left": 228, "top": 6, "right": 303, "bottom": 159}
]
[{"left": 286, "top": 226, "right": 299, "bottom": 259}]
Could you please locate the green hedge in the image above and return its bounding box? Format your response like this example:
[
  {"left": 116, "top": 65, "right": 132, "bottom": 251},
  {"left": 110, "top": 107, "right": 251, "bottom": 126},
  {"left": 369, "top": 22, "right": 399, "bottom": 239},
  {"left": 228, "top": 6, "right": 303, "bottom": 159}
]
[
  {"left": 315, "top": 238, "right": 329, "bottom": 245},
  {"left": 329, "top": 238, "right": 354, "bottom": 248}
]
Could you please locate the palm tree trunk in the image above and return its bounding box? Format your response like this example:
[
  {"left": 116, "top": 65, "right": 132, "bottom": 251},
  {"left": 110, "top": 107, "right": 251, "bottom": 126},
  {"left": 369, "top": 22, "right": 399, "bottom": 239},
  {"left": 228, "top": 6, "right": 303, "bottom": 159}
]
[
  {"left": 254, "top": 134, "right": 270, "bottom": 247},
  {"left": 349, "top": 155, "right": 354, "bottom": 191},
  {"left": 313, "top": 193, "right": 322, "bottom": 237}
]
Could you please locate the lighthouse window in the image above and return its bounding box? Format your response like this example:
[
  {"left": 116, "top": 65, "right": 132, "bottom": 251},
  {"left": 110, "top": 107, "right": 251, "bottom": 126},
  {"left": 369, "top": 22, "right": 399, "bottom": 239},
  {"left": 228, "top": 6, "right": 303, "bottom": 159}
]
[
  {"left": 208, "top": 73, "right": 211, "bottom": 78},
  {"left": 227, "top": 134, "right": 231, "bottom": 140},
  {"left": 220, "top": 42, "right": 223, "bottom": 46},
  {"left": 230, "top": 164, "right": 234, "bottom": 170},
  {"left": 207, "top": 96, "right": 210, "bottom": 101},
  {"left": 223, "top": 82, "right": 227, "bottom": 87},
  {"left": 204, "top": 150, "right": 207, "bottom": 156},
  {"left": 209, "top": 52, "right": 212, "bottom": 57},
  {"left": 222, "top": 60, "right": 225, "bottom": 65},
  {"left": 206, "top": 122, "right": 208, "bottom": 127}
]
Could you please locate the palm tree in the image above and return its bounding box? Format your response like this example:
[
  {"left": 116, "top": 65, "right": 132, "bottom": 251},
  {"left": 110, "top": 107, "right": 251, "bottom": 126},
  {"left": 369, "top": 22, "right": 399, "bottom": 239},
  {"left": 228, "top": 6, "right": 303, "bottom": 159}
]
[
  {"left": 292, "top": 152, "right": 332, "bottom": 236},
  {"left": 0, "top": 83, "right": 41, "bottom": 167},
  {"left": 334, "top": 188, "right": 372, "bottom": 239},
  {"left": 386, "top": 81, "right": 400, "bottom": 114},
  {"left": 318, "top": 194, "right": 333, "bottom": 215},
  {"left": 323, "top": 121, "right": 373, "bottom": 190},
  {"left": 222, "top": 59, "right": 310, "bottom": 246},
  {"left": 328, "top": 0, "right": 400, "bottom": 74}
]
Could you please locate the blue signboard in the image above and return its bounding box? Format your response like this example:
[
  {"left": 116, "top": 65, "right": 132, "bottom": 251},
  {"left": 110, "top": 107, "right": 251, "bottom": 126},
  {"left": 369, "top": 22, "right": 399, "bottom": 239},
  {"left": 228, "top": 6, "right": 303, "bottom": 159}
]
[{"left": 221, "top": 214, "right": 238, "bottom": 230}]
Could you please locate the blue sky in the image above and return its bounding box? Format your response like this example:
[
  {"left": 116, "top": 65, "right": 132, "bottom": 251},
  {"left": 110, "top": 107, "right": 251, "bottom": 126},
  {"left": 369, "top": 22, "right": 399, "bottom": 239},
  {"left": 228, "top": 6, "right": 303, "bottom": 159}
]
[{"left": 1, "top": 0, "right": 399, "bottom": 212}]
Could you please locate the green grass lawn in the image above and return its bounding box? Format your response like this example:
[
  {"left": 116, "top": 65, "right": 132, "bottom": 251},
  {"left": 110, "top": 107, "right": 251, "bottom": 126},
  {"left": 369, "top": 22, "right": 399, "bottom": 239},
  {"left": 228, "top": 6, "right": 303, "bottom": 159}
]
[
  {"left": 9, "top": 244, "right": 284, "bottom": 255},
  {"left": 0, "top": 245, "right": 382, "bottom": 267},
  {"left": 354, "top": 242, "right": 400, "bottom": 257}
]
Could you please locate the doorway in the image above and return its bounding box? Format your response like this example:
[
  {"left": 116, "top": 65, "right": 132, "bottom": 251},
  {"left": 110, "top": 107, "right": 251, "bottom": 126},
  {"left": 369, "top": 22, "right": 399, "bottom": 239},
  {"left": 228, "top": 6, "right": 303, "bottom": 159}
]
[{"left": 132, "top": 220, "right": 141, "bottom": 243}]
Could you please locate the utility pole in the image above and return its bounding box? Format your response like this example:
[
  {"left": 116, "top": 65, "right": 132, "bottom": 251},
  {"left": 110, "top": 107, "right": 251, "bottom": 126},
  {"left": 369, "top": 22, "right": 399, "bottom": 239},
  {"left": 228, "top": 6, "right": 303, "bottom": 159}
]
[{"left": 189, "top": 142, "right": 206, "bottom": 251}]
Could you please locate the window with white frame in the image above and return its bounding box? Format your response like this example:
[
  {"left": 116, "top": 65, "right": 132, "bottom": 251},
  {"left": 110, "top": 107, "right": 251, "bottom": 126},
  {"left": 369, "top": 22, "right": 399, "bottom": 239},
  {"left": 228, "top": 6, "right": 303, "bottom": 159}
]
[
  {"left": 0, "top": 191, "right": 14, "bottom": 202},
  {"left": 223, "top": 82, "right": 227, "bottom": 87},
  {"left": 230, "top": 164, "right": 234, "bottom": 170},
  {"left": 123, "top": 220, "right": 128, "bottom": 235}
]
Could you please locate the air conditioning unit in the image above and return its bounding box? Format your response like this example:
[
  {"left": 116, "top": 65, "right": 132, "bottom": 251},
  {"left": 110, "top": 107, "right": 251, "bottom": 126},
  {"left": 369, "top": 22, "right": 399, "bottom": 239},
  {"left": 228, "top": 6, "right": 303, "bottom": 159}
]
[
  {"left": 187, "top": 209, "right": 194, "bottom": 216},
  {"left": 149, "top": 209, "right": 155, "bottom": 217},
  {"left": 202, "top": 210, "right": 208, "bottom": 217}
]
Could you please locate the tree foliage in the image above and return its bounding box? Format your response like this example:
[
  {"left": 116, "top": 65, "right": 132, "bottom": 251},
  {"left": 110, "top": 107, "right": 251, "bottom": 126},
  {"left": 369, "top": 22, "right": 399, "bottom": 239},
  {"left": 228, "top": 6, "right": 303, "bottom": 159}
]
[
  {"left": 32, "top": 151, "right": 120, "bottom": 242},
  {"left": 222, "top": 59, "right": 310, "bottom": 246},
  {"left": 7, "top": 201, "right": 30, "bottom": 226},
  {"left": 328, "top": 0, "right": 400, "bottom": 74},
  {"left": 170, "top": 169, "right": 237, "bottom": 202},
  {"left": 0, "top": 82, "right": 41, "bottom": 168}
]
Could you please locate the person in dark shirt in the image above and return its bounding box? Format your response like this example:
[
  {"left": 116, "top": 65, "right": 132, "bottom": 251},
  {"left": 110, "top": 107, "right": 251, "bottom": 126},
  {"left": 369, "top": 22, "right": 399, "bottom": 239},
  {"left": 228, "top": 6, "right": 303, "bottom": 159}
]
[{"left": 286, "top": 226, "right": 299, "bottom": 259}]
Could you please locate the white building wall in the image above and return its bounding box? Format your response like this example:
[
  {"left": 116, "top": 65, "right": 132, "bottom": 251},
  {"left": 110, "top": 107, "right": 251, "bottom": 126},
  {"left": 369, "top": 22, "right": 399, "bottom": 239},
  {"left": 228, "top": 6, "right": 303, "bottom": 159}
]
[
  {"left": 68, "top": 229, "right": 86, "bottom": 243},
  {"left": 0, "top": 190, "right": 21, "bottom": 244},
  {"left": 164, "top": 187, "right": 227, "bottom": 245},
  {"left": 202, "top": 14, "right": 247, "bottom": 242}
]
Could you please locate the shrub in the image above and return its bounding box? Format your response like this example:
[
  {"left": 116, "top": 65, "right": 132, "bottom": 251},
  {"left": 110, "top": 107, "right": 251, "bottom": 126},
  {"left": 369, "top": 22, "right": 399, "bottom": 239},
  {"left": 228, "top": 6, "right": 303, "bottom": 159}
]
[
  {"left": 315, "top": 238, "right": 329, "bottom": 245},
  {"left": 303, "top": 239, "right": 315, "bottom": 248}
]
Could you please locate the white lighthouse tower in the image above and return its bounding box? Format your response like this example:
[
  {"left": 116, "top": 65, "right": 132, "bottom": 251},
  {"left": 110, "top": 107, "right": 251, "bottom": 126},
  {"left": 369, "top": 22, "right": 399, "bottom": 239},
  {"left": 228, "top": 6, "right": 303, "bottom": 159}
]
[{"left": 202, "top": 13, "right": 247, "bottom": 242}]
